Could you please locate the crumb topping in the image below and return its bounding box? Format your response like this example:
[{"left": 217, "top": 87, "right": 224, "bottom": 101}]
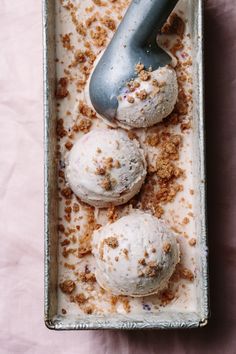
[
  {"left": 104, "top": 236, "right": 119, "bottom": 248},
  {"left": 59, "top": 280, "right": 76, "bottom": 294},
  {"left": 163, "top": 242, "right": 172, "bottom": 253},
  {"left": 136, "top": 89, "right": 148, "bottom": 100}
]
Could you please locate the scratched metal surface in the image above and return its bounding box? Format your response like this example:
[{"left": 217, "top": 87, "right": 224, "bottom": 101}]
[{"left": 43, "top": 0, "right": 208, "bottom": 330}]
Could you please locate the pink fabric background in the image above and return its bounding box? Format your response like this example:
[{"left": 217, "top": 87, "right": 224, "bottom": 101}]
[{"left": 0, "top": 0, "right": 235, "bottom": 353}]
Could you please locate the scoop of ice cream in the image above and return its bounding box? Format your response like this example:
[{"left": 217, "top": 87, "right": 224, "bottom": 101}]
[
  {"left": 92, "top": 211, "right": 180, "bottom": 296},
  {"left": 66, "top": 130, "right": 147, "bottom": 208},
  {"left": 116, "top": 65, "right": 178, "bottom": 129}
]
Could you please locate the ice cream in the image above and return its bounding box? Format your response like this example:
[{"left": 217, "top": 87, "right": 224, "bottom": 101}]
[
  {"left": 92, "top": 211, "right": 180, "bottom": 297},
  {"left": 116, "top": 65, "right": 178, "bottom": 129},
  {"left": 66, "top": 130, "right": 147, "bottom": 208}
]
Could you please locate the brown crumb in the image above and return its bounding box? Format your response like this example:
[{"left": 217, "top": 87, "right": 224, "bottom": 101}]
[
  {"left": 74, "top": 118, "right": 92, "bottom": 133},
  {"left": 75, "top": 293, "right": 87, "bottom": 304},
  {"left": 58, "top": 224, "right": 65, "bottom": 233},
  {"left": 189, "top": 238, "right": 197, "bottom": 246},
  {"left": 61, "top": 33, "right": 74, "bottom": 51},
  {"left": 138, "top": 258, "right": 146, "bottom": 266},
  {"left": 101, "top": 176, "right": 112, "bottom": 191},
  {"left": 127, "top": 131, "right": 138, "bottom": 140},
  {"left": 104, "top": 236, "right": 119, "bottom": 248},
  {"left": 84, "top": 305, "right": 94, "bottom": 315},
  {"left": 127, "top": 96, "right": 135, "bottom": 104},
  {"left": 127, "top": 80, "right": 140, "bottom": 92},
  {"left": 161, "top": 13, "right": 185, "bottom": 38},
  {"left": 61, "top": 308, "right": 67, "bottom": 315},
  {"left": 135, "top": 63, "right": 144, "bottom": 73},
  {"left": 180, "top": 267, "right": 194, "bottom": 281},
  {"left": 61, "top": 187, "right": 73, "bottom": 199},
  {"left": 56, "top": 78, "right": 69, "bottom": 99},
  {"left": 113, "top": 160, "right": 121, "bottom": 168},
  {"left": 182, "top": 217, "right": 190, "bottom": 225},
  {"left": 59, "top": 280, "right": 76, "bottom": 294},
  {"left": 79, "top": 101, "right": 96, "bottom": 118},
  {"left": 163, "top": 242, "right": 171, "bottom": 253},
  {"left": 60, "top": 239, "right": 70, "bottom": 247},
  {"left": 145, "top": 261, "right": 159, "bottom": 277},
  {"left": 79, "top": 271, "right": 96, "bottom": 283},
  {"left": 90, "top": 26, "right": 108, "bottom": 47},
  {"left": 65, "top": 141, "right": 73, "bottom": 151},
  {"left": 159, "top": 289, "right": 175, "bottom": 305},
  {"left": 72, "top": 203, "right": 80, "bottom": 213},
  {"left": 139, "top": 70, "right": 151, "bottom": 81},
  {"left": 145, "top": 133, "right": 160, "bottom": 147},
  {"left": 107, "top": 206, "right": 118, "bottom": 222},
  {"left": 121, "top": 297, "right": 131, "bottom": 313},
  {"left": 123, "top": 248, "right": 129, "bottom": 260},
  {"left": 136, "top": 89, "right": 148, "bottom": 100},
  {"left": 101, "top": 16, "right": 116, "bottom": 31},
  {"left": 95, "top": 167, "right": 106, "bottom": 175}
]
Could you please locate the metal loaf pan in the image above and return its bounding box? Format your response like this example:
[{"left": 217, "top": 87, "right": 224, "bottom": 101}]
[{"left": 43, "top": 0, "right": 208, "bottom": 330}]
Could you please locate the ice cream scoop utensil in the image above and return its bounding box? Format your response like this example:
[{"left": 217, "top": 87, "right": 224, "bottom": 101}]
[{"left": 89, "top": 0, "right": 179, "bottom": 123}]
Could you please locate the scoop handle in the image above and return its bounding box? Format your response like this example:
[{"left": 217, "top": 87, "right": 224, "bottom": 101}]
[{"left": 119, "top": 0, "right": 178, "bottom": 46}]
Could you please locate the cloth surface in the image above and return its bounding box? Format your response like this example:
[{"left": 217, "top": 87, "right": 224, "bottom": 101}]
[{"left": 0, "top": 0, "right": 235, "bottom": 353}]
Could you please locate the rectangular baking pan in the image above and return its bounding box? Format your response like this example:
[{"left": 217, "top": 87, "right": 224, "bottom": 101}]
[{"left": 43, "top": 0, "right": 209, "bottom": 330}]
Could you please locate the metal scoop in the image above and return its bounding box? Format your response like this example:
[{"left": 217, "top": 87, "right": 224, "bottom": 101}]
[{"left": 89, "top": 0, "right": 179, "bottom": 123}]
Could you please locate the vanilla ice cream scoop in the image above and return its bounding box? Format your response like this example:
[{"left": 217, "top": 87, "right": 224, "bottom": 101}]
[
  {"left": 66, "top": 130, "right": 147, "bottom": 208},
  {"left": 116, "top": 65, "right": 178, "bottom": 129},
  {"left": 92, "top": 211, "right": 180, "bottom": 297}
]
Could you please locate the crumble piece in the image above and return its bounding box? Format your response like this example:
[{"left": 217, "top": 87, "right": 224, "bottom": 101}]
[
  {"left": 146, "top": 261, "right": 159, "bottom": 277},
  {"left": 61, "top": 187, "right": 73, "bottom": 199},
  {"left": 189, "top": 238, "right": 197, "bottom": 247},
  {"left": 90, "top": 26, "right": 108, "bottom": 47},
  {"left": 163, "top": 242, "right": 171, "bottom": 253},
  {"left": 123, "top": 248, "right": 129, "bottom": 260},
  {"left": 139, "top": 70, "right": 151, "bottom": 81},
  {"left": 59, "top": 280, "right": 76, "bottom": 294},
  {"left": 127, "top": 80, "right": 140, "bottom": 92},
  {"left": 135, "top": 63, "right": 144, "bottom": 73},
  {"left": 107, "top": 206, "right": 118, "bottom": 222},
  {"left": 65, "top": 141, "right": 73, "bottom": 151},
  {"left": 79, "top": 271, "right": 96, "bottom": 283},
  {"left": 95, "top": 167, "right": 106, "bottom": 175},
  {"left": 101, "top": 176, "right": 112, "bottom": 191},
  {"left": 72, "top": 203, "right": 80, "bottom": 212},
  {"left": 136, "top": 89, "right": 148, "bottom": 100},
  {"left": 180, "top": 267, "right": 194, "bottom": 281},
  {"left": 161, "top": 13, "right": 185, "bottom": 38},
  {"left": 75, "top": 293, "right": 87, "bottom": 304},
  {"left": 79, "top": 101, "right": 96, "bottom": 118},
  {"left": 56, "top": 78, "right": 69, "bottom": 99},
  {"left": 60, "top": 239, "right": 70, "bottom": 247},
  {"left": 61, "top": 33, "right": 74, "bottom": 51},
  {"left": 138, "top": 258, "right": 146, "bottom": 266},
  {"left": 104, "top": 236, "right": 119, "bottom": 248},
  {"left": 101, "top": 16, "right": 116, "bottom": 31},
  {"left": 145, "top": 133, "right": 160, "bottom": 147},
  {"left": 127, "top": 96, "right": 135, "bottom": 104}
]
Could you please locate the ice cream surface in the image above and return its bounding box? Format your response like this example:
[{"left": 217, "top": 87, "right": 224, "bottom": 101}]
[
  {"left": 116, "top": 65, "right": 178, "bottom": 129},
  {"left": 92, "top": 211, "right": 180, "bottom": 297},
  {"left": 66, "top": 129, "right": 147, "bottom": 208}
]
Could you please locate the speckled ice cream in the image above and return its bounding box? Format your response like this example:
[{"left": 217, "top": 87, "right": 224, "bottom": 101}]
[
  {"left": 116, "top": 65, "right": 178, "bottom": 129},
  {"left": 66, "top": 129, "right": 147, "bottom": 207},
  {"left": 92, "top": 211, "right": 180, "bottom": 297}
]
